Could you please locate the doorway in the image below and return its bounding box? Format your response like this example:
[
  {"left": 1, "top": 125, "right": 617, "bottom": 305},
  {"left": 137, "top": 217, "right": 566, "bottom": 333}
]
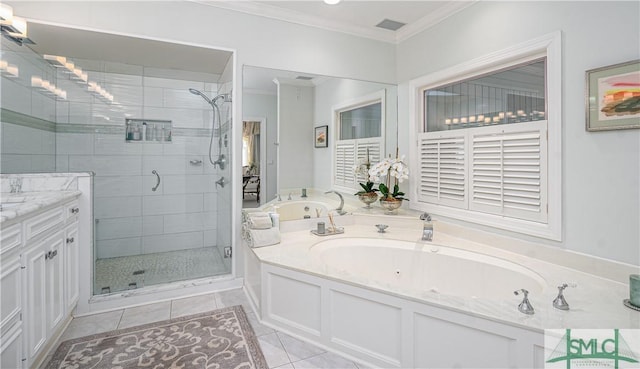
[{"left": 242, "top": 118, "right": 266, "bottom": 208}]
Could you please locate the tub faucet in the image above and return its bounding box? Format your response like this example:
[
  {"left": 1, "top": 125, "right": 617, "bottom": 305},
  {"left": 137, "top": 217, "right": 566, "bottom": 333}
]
[
  {"left": 553, "top": 283, "right": 576, "bottom": 310},
  {"left": 514, "top": 289, "right": 535, "bottom": 315},
  {"left": 324, "top": 190, "right": 346, "bottom": 215},
  {"left": 275, "top": 194, "right": 281, "bottom": 201},
  {"left": 9, "top": 178, "right": 22, "bottom": 193},
  {"left": 288, "top": 192, "right": 293, "bottom": 200},
  {"left": 420, "top": 213, "right": 433, "bottom": 241}
]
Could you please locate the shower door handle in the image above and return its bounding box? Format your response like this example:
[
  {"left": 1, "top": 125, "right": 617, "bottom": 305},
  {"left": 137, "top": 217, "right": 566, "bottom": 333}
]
[{"left": 152, "top": 170, "right": 160, "bottom": 191}]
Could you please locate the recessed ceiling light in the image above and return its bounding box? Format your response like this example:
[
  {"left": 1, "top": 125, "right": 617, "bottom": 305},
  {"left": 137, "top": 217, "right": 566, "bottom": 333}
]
[{"left": 323, "top": 0, "right": 341, "bottom": 5}]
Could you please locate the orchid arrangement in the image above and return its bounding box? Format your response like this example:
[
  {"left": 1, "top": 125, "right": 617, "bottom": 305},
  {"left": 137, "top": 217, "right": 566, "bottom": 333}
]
[
  {"left": 368, "top": 154, "right": 409, "bottom": 200},
  {"left": 353, "top": 149, "right": 378, "bottom": 195}
]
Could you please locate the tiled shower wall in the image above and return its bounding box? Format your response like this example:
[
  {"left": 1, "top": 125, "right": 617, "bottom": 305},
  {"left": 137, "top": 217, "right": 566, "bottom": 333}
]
[
  {"left": 1, "top": 40, "right": 57, "bottom": 173},
  {"left": 1, "top": 42, "right": 231, "bottom": 261},
  {"left": 54, "top": 62, "right": 224, "bottom": 259}
]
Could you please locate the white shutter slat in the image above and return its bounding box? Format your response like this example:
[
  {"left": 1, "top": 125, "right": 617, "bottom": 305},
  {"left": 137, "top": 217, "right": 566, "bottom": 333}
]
[
  {"left": 355, "top": 139, "right": 382, "bottom": 183},
  {"left": 418, "top": 132, "right": 467, "bottom": 208},
  {"left": 335, "top": 141, "right": 356, "bottom": 186},
  {"left": 469, "top": 121, "right": 547, "bottom": 222}
]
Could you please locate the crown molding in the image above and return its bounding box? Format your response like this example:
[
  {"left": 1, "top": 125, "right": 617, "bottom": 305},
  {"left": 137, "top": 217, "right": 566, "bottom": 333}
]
[
  {"left": 190, "top": 1, "right": 476, "bottom": 45},
  {"left": 395, "top": 1, "right": 478, "bottom": 43}
]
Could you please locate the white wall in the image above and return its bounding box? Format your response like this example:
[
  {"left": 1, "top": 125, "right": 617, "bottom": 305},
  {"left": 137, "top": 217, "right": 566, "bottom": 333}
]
[
  {"left": 396, "top": 1, "right": 640, "bottom": 265},
  {"left": 243, "top": 92, "right": 277, "bottom": 202},
  {"left": 10, "top": 1, "right": 396, "bottom": 84},
  {"left": 278, "top": 83, "right": 314, "bottom": 190}
]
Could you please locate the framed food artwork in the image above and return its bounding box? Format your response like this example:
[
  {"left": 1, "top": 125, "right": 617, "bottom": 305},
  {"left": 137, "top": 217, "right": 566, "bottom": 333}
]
[
  {"left": 586, "top": 60, "right": 640, "bottom": 131},
  {"left": 315, "top": 125, "right": 328, "bottom": 148}
]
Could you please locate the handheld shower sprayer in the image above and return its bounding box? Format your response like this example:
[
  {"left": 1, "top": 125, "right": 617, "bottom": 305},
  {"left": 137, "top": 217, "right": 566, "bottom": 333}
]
[{"left": 188, "top": 88, "right": 231, "bottom": 169}]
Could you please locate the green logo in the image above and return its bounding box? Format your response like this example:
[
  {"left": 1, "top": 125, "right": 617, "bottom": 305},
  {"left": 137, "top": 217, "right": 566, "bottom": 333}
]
[{"left": 546, "top": 329, "right": 638, "bottom": 369}]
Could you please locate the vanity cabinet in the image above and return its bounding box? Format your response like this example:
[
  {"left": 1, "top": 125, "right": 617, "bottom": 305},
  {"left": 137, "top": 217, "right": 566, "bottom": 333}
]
[
  {"left": 0, "top": 197, "right": 81, "bottom": 369},
  {"left": 1, "top": 224, "right": 23, "bottom": 369}
]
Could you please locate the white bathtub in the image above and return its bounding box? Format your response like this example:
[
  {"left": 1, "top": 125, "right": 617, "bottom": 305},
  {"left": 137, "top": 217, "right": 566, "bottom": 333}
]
[
  {"left": 247, "top": 220, "right": 633, "bottom": 368},
  {"left": 309, "top": 237, "right": 546, "bottom": 301},
  {"left": 271, "top": 201, "right": 330, "bottom": 221}
]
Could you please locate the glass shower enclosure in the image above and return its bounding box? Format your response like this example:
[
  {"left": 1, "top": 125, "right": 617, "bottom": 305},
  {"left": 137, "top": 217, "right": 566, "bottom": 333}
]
[{"left": 0, "top": 24, "right": 234, "bottom": 295}]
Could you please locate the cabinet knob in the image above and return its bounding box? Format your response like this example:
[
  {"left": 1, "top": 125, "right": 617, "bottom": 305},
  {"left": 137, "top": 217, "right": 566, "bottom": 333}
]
[
  {"left": 66, "top": 237, "right": 74, "bottom": 244},
  {"left": 45, "top": 250, "right": 59, "bottom": 260},
  {"left": 70, "top": 207, "right": 79, "bottom": 214}
]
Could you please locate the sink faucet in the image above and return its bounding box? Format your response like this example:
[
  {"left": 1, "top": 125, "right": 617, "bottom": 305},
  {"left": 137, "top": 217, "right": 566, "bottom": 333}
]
[
  {"left": 324, "top": 190, "right": 346, "bottom": 215},
  {"left": 420, "top": 212, "right": 433, "bottom": 241},
  {"left": 288, "top": 192, "right": 293, "bottom": 200}
]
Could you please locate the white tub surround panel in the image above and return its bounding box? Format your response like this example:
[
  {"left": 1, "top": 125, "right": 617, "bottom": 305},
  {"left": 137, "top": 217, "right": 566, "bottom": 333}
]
[{"left": 246, "top": 214, "right": 640, "bottom": 368}]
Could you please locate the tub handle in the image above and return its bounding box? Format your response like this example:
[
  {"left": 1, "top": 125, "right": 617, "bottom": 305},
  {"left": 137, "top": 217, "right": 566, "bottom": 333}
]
[
  {"left": 152, "top": 170, "right": 160, "bottom": 192},
  {"left": 514, "top": 289, "right": 535, "bottom": 315}
]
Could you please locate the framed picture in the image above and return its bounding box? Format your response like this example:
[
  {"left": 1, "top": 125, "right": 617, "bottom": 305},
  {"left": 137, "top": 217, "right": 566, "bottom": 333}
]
[
  {"left": 586, "top": 60, "right": 640, "bottom": 131},
  {"left": 315, "top": 125, "right": 328, "bottom": 148}
]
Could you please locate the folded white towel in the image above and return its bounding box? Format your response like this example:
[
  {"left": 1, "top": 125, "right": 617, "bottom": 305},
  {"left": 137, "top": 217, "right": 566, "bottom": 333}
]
[
  {"left": 246, "top": 227, "right": 280, "bottom": 248},
  {"left": 246, "top": 212, "right": 273, "bottom": 229},
  {"left": 241, "top": 208, "right": 262, "bottom": 223}
]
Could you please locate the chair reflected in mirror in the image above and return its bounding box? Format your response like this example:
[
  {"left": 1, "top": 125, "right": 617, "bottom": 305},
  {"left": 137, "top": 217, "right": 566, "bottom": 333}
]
[{"left": 243, "top": 175, "right": 260, "bottom": 203}]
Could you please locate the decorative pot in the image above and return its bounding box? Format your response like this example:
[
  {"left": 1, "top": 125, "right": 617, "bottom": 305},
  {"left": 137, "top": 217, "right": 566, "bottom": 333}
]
[
  {"left": 379, "top": 197, "right": 403, "bottom": 214},
  {"left": 358, "top": 192, "right": 379, "bottom": 208}
]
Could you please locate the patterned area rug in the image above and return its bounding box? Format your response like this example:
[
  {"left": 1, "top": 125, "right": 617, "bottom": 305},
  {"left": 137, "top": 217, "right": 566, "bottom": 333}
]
[{"left": 45, "top": 305, "right": 267, "bottom": 369}]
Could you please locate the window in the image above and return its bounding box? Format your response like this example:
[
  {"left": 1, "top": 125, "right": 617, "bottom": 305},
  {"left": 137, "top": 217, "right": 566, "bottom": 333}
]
[
  {"left": 333, "top": 91, "right": 385, "bottom": 190},
  {"left": 409, "top": 32, "right": 561, "bottom": 240}
]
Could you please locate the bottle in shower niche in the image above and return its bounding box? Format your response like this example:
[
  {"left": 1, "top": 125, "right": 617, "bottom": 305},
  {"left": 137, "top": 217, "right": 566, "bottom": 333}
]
[
  {"left": 132, "top": 123, "right": 141, "bottom": 141},
  {"left": 142, "top": 122, "right": 147, "bottom": 141},
  {"left": 126, "top": 121, "right": 134, "bottom": 141},
  {"left": 154, "top": 124, "right": 161, "bottom": 141}
]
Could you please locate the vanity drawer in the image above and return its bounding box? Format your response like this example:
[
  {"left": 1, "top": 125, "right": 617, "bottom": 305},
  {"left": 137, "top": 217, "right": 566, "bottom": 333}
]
[
  {"left": 24, "top": 206, "right": 65, "bottom": 242},
  {"left": 65, "top": 200, "right": 80, "bottom": 221},
  {"left": 0, "top": 223, "right": 21, "bottom": 256}
]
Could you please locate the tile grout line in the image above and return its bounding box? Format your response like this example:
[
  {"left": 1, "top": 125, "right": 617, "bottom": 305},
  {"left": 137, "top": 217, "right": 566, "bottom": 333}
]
[
  {"left": 115, "top": 309, "right": 125, "bottom": 330},
  {"left": 274, "top": 331, "right": 294, "bottom": 366}
]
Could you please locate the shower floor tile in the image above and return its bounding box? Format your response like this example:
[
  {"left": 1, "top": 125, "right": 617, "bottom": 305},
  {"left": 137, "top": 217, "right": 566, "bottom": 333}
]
[{"left": 94, "top": 246, "right": 229, "bottom": 294}]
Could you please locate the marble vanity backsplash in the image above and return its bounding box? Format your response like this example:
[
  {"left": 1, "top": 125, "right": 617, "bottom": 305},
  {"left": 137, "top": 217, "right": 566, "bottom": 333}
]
[{"left": 0, "top": 172, "right": 89, "bottom": 192}]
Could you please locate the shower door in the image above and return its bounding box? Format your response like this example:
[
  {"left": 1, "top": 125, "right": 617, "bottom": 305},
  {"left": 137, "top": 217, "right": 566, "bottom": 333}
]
[{"left": 74, "top": 62, "right": 235, "bottom": 295}]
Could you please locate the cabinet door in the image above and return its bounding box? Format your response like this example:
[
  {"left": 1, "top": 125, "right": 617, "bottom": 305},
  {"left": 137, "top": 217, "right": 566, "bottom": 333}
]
[
  {"left": 47, "top": 234, "right": 66, "bottom": 333},
  {"left": 65, "top": 223, "right": 79, "bottom": 311},
  {"left": 1, "top": 323, "right": 24, "bottom": 369},
  {"left": 23, "top": 240, "right": 48, "bottom": 362},
  {"left": 1, "top": 252, "right": 22, "bottom": 336}
]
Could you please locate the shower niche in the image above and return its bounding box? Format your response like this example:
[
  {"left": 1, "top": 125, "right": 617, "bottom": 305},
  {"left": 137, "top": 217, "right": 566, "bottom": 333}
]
[{"left": 125, "top": 118, "right": 172, "bottom": 142}]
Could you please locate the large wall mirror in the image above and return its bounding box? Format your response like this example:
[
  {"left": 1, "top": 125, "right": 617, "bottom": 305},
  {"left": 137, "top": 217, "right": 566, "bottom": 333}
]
[
  {"left": 242, "top": 65, "right": 398, "bottom": 205},
  {"left": 0, "top": 22, "right": 235, "bottom": 295}
]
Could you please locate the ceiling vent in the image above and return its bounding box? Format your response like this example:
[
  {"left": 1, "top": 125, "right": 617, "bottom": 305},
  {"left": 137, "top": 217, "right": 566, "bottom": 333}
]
[
  {"left": 296, "top": 76, "right": 313, "bottom": 80},
  {"left": 375, "top": 19, "right": 406, "bottom": 31}
]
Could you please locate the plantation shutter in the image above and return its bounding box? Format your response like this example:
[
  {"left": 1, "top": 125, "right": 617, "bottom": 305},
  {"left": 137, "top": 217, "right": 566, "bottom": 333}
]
[
  {"left": 334, "top": 138, "right": 382, "bottom": 188},
  {"left": 417, "top": 131, "right": 467, "bottom": 208},
  {"left": 469, "top": 120, "right": 547, "bottom": 223},
  {"left": 334, "top": 140, "right": 356, "bottom": 187},
  {"left": 355, "top": 139, "right": 382, "bottom": 183}
]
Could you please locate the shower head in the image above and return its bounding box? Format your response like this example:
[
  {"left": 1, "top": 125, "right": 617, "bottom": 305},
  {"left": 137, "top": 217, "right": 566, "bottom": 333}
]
[
  {"left": 189, "top": 88, "right": 231, "bottom": 106},
  {"left": 189, "top": 88, "right": 213, "bottom": 105}
]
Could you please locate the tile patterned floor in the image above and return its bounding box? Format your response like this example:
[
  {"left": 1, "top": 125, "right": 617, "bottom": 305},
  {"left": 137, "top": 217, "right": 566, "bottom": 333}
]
[
  {"left": 94, "top": 247, "right": 229, "bottom": 294},
  {"left": 52, "top": 288, "right": 368, "bottom": 369}
]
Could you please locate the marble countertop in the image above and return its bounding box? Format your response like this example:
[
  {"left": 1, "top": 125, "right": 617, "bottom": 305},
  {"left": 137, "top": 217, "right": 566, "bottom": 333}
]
[
  {"left": 0, "top": 190, "right": 82, "bottom": 225},
  {"left": 250, "top": 215, "right": 640, "bottom": 332}
]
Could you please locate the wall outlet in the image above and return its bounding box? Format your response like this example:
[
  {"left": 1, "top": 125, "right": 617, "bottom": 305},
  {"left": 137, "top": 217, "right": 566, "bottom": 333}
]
[{"left": 224, "top": 247, "right": 232, "bottom": 258}]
